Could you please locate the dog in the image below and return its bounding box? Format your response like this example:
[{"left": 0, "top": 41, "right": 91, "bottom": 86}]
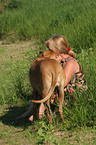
[
  {"left": 29, "top": 50, "right": 66, "bottom": 123},
  {"left": 16, "top": 50, "right": 66, "bottom": 123}
]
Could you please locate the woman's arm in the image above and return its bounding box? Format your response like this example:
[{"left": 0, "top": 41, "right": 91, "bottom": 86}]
[
  {"left": 56, "top": 54, "right": 80, "bottom": 87},
  {"left": 63, "top": 60, "right": 79, "bottom": 87}
]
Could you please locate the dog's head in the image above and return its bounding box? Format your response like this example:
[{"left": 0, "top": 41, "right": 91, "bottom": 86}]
[{"left": 38, "top": 50, "right": 58, "bottom": 59}]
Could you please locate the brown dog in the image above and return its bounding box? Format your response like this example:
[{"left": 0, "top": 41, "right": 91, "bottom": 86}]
[
  {"left": 16, "top": 50, "right": 66, "bottom": 123},
  {"left": 16, "top": 50, "right": 58, "bottom": 120},
  {"left": 29, "top": 50, "right": 66, "bottom": 123}
]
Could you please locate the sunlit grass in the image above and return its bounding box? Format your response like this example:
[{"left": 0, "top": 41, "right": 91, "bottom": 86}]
[{"left": 0, "top": 0, "right": 96, "bottom": 50}]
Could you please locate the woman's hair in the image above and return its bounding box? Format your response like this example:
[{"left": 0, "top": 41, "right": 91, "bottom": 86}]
[{"left": 46, "top": 35, "right": 76, "bottom": 58}]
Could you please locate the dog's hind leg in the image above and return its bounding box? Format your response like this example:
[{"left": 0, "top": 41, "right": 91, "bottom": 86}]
[
  {"left": 59, "top": 85, "right": 65, "bottom": 123},
  {"left": 45, "top": 100, "right": 52, "bottom": 124}
]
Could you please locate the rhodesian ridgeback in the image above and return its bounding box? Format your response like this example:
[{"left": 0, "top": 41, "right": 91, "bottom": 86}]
[{"left": 16, "top": 50, "right": 66, "bottom": 123}]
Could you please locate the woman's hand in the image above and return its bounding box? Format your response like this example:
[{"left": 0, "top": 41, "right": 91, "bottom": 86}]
[{"left": 56, "top": 55, "right": 63, "bottom": 63}]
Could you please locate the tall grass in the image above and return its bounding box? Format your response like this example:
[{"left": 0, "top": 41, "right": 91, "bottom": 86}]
[{"left": 0, "top": 0, "right": 96, "bottom": 50}]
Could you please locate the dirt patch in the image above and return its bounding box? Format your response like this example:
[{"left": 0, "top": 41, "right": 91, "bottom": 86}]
[
  {"left": 0, "top": 41, "right": 38, "bottom": 56},
  {"left": 53, "top": 129, "right": 96, "bottom": 144},
  {"left": 0, "top": 41, "right": 40, "bottom": 67}
]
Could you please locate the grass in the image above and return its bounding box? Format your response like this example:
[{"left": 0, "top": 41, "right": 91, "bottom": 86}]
[
  {"left": 0, "top": 104, "right": 96, "bottom": 144},
  {"left": 0, "top": 41, "right": 39, "bottom": 104},
  {"left": 0, "top": 109, "right": 96, "bottom": 145},
  {"left": 0, "top": 42, "right": 96, "bottom": 144},
  {"left": 0, "top": 0, "right": 96, "bottom": 144},
  {"left": 0, "top": 0, "right": 96, "bottom": 50}
]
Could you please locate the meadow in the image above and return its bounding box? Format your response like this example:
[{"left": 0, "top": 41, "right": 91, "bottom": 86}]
[{"left": 0, "top": 0, "right": 96, "bottom": 144}]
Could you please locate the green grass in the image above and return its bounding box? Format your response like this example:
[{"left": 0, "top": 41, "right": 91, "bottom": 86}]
[
  {"left": 0, "top": 104, "right": 96, "bottom": 144},
  {"left": 0, "top": 0, "right": 96, "bottom": 50},
  {"left": 0, "top": 0, "right": 96, "bottom": 144},
  {"left": 0, "top": 110, "right": 95, "bottom": 145},
  {"left": 0, "top": 41, "right": 39, "bottom": 105},
  {"left": 0, "top": 42, "right": 96, "bottom": 144}
]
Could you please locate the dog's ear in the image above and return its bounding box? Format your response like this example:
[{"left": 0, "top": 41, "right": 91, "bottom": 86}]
[{"left": 38, "top": 50, "right": 44, "bottom": 57}]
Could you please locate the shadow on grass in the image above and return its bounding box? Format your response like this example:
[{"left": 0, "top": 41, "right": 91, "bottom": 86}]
[{"left": 0, "top": 105, "right": 34, "bottom": 128}]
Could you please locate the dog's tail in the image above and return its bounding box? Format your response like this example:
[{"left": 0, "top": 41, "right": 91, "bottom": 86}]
[{"left": 31, "top": 73, "right": 56, "bottom": 103}]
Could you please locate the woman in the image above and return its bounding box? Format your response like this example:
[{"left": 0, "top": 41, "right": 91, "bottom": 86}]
[
  {"left": 29, "top": 35, "right": 87, "bottom": 121},
  {"left": 45, "top": 35, "right": 87, "bottom": 95}
]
